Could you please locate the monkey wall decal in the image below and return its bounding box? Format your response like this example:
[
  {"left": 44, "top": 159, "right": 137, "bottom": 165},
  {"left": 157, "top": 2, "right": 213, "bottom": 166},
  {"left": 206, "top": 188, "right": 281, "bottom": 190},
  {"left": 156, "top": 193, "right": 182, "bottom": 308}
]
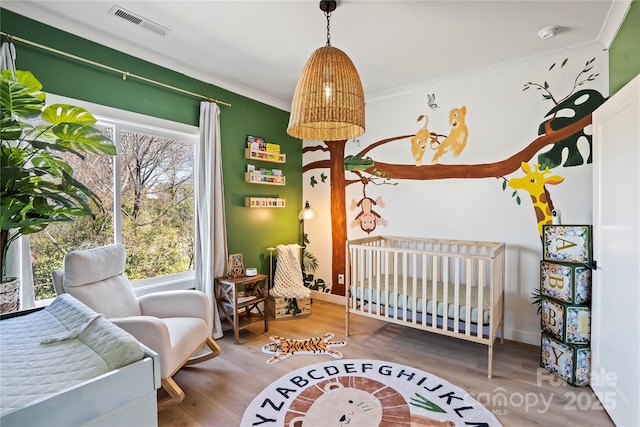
[{"left": 349, "top": 185, "right": 388, "bottom": 234}]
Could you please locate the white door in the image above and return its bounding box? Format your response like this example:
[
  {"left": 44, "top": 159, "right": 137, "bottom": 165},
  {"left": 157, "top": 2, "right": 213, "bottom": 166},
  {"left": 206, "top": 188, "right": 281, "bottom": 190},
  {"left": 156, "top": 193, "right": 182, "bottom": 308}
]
[{"left": 592, "top": 74, "right": 640, "bottom": 427}]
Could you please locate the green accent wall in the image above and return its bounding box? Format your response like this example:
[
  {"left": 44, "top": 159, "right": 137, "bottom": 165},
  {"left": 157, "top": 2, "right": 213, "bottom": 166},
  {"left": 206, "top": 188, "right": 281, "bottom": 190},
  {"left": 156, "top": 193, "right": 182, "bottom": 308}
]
[
  {"left": 609, "top": 0, "right": 640, "bottom": 95},
  {"left": 1, "top": 8, "right": 302, "bottom": 276}
]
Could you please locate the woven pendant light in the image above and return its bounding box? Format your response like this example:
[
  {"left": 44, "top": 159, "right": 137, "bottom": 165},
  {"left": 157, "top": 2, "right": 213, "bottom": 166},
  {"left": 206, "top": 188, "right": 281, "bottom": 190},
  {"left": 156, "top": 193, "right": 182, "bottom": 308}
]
[{"left": 287, "top": 1, "right": 365, "bottom": 141}]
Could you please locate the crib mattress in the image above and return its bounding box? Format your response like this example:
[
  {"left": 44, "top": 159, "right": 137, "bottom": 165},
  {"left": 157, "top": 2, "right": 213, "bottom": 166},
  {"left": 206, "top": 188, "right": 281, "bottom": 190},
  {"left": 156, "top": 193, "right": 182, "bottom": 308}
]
[
  {"left": 0, "top": 294, "right": 145, "bottom": 415},
  {"left": 353, "top": 275, "right": 491, "bottom": 325}
]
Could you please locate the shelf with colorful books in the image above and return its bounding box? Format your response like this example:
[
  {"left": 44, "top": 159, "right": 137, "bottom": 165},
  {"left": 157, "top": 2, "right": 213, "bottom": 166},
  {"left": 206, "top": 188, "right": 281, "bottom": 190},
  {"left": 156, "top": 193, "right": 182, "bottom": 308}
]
[
  {"left": 245, "top": 165, "right": 285, "bottom": 185},
  {"left": 244, "top": 173, "right": 286, "bottom": 185},
  {"left": 245, "top": 135, "right": 286, "bottom": 163},
  {"left": 244, "top": 148, "right": 286, "bottom": 163}
]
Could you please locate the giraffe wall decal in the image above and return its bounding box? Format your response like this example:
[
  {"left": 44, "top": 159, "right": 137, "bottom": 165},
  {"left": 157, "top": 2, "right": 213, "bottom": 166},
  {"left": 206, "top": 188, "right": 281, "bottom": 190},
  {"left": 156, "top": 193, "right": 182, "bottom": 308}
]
[{"left": 508, "top": 162, "right": 565, "bottom": 237}]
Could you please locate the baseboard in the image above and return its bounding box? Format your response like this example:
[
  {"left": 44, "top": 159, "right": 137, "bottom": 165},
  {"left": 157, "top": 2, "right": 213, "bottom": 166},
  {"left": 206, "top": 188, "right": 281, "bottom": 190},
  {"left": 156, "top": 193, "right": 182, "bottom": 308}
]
[
  {"left": 504, "top": 328, "right": 540, "bottom": 346},
  {"left": 311, "top": 290, "right": 345, "bottom": 305}
]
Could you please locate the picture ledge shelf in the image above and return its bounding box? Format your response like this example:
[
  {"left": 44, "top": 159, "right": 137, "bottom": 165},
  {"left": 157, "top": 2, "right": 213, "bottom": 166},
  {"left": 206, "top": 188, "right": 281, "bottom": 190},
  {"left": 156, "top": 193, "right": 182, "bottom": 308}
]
[
  {"left": 245, "top": 172, "right": 286, "bottom": 186},
  {"left": 245, "top": 197, "right": 286, "bottom": 208},
  {"left": 245, "top": 148, "right": 286, "bottom": 163}
]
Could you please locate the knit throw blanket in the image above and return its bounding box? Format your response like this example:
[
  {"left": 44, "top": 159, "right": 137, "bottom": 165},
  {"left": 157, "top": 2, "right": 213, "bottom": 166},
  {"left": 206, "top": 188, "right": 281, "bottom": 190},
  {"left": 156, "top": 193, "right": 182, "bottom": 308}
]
[{"left": 271, "top": 244, "right": 311, "bottom": 299}]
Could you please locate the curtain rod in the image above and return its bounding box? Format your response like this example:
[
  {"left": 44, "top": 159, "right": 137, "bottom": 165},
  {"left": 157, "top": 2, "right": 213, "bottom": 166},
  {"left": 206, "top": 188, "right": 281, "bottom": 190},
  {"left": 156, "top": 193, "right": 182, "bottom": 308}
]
[{"left": 0, "top": 31, "right": 231, "bottom": 107}]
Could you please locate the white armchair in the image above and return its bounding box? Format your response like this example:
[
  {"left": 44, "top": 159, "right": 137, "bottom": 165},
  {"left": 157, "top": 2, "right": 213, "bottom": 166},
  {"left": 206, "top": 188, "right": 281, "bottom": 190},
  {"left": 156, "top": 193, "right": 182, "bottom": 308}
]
[{"left": 51, "top": 243, "right": 221, "bottom": 406}]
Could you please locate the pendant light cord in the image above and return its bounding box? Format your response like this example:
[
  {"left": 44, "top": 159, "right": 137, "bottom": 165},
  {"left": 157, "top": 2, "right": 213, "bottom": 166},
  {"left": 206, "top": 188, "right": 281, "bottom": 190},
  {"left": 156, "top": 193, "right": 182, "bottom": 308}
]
[{"left": 325, "top": 9, "right": 332, "bottom": 46}]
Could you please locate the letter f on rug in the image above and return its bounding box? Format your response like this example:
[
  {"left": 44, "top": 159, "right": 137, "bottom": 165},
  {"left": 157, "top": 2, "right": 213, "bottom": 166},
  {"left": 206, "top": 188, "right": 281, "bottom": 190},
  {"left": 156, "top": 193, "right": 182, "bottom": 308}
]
[{"left": 261, "top": 333, "right": 347, "bottom": 364}]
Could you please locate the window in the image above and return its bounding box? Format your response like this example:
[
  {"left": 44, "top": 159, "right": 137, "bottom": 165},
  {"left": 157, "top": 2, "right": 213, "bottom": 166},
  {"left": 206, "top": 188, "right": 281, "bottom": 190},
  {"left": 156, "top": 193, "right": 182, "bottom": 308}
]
[{"left": 31, "top": 96, "right": 199, "bottom": 300}]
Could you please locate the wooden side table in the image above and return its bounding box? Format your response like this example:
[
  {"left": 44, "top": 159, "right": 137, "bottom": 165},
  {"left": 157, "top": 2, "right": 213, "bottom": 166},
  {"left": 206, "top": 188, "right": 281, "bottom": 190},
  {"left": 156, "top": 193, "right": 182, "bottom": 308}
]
[{"left": 215, "top": 274, "right": 269, "bottom": 344}]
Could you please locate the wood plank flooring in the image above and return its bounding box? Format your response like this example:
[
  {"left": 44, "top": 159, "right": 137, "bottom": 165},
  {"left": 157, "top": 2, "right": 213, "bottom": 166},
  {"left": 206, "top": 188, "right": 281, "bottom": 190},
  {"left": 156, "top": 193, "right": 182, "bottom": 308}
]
[{"left": 158, "top": 300, "right": 614, "bottom": 427}]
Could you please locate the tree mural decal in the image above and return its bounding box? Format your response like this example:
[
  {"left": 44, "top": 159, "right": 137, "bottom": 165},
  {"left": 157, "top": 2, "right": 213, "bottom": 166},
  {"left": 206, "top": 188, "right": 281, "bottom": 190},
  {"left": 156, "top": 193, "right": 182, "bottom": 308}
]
[{"left": 303, "top": 59, "right": 605, "bottom": 296}]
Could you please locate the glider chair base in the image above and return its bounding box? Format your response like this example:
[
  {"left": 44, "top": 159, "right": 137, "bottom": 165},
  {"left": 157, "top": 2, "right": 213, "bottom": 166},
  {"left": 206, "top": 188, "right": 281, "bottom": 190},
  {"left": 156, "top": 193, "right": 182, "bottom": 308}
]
[
  {"left": 185, "top": 336, "right": 222, "bottom": 365},
  {"left": 158, "top": 337, "right": 223, "bottom": 408},
  {"left": 159, "top": 377, "right": 186, "bottom": 407}
]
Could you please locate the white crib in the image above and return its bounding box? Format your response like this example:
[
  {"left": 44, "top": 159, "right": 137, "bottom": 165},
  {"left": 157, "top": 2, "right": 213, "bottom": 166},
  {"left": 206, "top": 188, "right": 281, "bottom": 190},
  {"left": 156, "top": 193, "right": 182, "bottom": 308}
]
[{"left": 345, "top": 236, "right": 506, "bottom": 377}]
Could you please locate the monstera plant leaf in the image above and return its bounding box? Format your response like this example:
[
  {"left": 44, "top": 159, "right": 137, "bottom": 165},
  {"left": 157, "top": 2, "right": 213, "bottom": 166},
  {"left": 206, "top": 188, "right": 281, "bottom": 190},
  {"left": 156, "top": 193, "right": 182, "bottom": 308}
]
[
  {"left": 0, "top": 70, "right": 45, "bottom": 118},
  {"left": 0, "top": 69, "right": 116, "bottom": 276},
  {"left": 536, "top": 89, "right": 606, "bottom": 169}
]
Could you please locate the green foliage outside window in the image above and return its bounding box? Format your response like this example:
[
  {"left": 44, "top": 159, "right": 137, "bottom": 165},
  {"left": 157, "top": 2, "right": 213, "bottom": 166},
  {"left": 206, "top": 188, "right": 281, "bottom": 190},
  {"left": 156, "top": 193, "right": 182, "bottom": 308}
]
[{"left": 30, "top": 124, "right": 195, "bottom": 299}]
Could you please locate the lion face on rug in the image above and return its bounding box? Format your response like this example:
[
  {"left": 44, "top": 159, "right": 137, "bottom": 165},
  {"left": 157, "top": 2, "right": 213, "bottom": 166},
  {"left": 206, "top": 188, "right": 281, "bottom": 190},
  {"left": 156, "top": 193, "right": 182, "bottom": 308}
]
[
  {"left": 289, "top": 382, "right": 382, "bottom": 427},
  {"left": 286, "top": 377, "right": 455, "bottom": 427}
]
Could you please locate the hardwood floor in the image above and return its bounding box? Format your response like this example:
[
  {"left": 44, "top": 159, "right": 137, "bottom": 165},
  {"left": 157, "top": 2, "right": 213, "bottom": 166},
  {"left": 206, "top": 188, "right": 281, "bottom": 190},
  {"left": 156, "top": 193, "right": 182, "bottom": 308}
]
[{"left": 158, "top": 300, "right": 614, "bottom": 427}]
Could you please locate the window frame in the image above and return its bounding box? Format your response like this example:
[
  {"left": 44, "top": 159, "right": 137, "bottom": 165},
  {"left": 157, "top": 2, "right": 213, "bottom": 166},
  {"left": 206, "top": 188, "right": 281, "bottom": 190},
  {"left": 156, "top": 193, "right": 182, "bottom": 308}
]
[{"left": 46, "top": 94, "right": 199, "bottom": 295}]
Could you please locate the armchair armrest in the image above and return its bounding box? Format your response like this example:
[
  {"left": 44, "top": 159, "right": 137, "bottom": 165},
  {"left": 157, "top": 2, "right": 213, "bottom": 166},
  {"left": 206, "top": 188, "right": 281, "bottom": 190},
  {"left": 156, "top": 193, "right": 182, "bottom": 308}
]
[
  {"left": 110, "top": 316, "right": 174, "bottom": 378},
  {"left": 138, "top": 290, "right": 211, "bottom": 324}
]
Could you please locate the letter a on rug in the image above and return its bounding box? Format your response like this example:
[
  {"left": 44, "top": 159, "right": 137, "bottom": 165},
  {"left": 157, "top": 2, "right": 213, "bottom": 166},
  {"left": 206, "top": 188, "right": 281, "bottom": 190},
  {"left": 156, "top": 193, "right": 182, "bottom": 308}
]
[
  {"left": 261, "top": 333, "right": 347, "bottom": 364},
  {"left": 241, "top": 359, "right": 503, "bottom": 426}
]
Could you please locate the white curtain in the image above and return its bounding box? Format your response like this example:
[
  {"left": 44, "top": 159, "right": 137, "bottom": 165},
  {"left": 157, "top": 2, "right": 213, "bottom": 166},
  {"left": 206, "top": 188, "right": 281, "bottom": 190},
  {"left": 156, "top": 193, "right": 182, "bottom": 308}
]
[
  {"left": 1, "top": 39, "right": 35, "bottom": 310},
  {"left": 195, "top": 102, "right": 227, "bottom": 339}
]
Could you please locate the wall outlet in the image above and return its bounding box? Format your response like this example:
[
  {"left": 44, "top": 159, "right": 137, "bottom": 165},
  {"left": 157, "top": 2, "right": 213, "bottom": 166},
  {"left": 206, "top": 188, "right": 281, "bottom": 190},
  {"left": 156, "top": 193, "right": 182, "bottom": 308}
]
[{"left": 338, "top": 274, "right": 345, "bottom": 284}]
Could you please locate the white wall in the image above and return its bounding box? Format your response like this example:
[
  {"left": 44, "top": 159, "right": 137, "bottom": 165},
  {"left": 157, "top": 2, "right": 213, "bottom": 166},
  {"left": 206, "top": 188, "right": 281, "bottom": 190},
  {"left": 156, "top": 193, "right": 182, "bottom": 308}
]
[{"left": 303, "top": 48, "right": 607, "bottom": 345}]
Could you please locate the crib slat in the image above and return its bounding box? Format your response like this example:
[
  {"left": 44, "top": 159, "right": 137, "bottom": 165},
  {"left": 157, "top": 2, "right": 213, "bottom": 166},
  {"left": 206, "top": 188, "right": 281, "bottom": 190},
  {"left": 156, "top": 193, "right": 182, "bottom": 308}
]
[
  {"left": 361, "top": 248, "right": 367, "bottom": 314},
  {"left": 478, "top": 259, "right": 485, "bottom": 338},
  {"left": 374, "top": 247, "right": 380, "bottom": 315},
  {"left": 384, "top": 249, "right": 389, "bottom": 319},
  {"left": 401, "top": 251, "right": 408, "bottom": 323},
  {"left": 465, "top": 257, "right": 472, "bottom": 337},
  {"left": 411, "top": 252, "right": 417, "bottom": 325},
  {"left": 453, "top": 256, "right": 460, "bottom": 334},
  {"left": 431, "top": 254, "right": 438, "bottom": 329},
  {"left": 420, "top": 252, "right": 429, "bottom": 326},
  {"left": 443, "top": 255, "right": 450, "bottom": 332},
  {"left": 393, "top": 251, "right": 399, "bottom": 321},
  {"left": 365, "top": 248, "right": 372, "bottom": 315}
]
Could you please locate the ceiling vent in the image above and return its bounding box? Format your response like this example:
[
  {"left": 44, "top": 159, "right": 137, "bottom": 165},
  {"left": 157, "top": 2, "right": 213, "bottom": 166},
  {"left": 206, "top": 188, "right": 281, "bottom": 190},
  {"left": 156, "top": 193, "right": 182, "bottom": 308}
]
[{"left": 108, "top": 5, "right": 171, "bottom": 37}]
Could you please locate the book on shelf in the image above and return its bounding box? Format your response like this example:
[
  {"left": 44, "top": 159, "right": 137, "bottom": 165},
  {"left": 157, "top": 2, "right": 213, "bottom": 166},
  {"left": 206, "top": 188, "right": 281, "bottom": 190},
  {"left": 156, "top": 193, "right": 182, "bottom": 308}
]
[
  {"left": 265, "top": 143, "right": 280, "bottom": 154},
  {"left": 237, "top": 295, "right": 257, "bottom": 304},
  {"left": 252, "top": 167, "right": 283, "bottom": 176},
  {"left": 246, "top": 135, "right": 266, "bottom": 151}
]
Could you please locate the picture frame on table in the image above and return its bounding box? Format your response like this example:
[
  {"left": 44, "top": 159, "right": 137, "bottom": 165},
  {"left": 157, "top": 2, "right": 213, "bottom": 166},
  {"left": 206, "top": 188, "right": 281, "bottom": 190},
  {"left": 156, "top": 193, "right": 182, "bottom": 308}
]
[{"left": 227, "top": 253, "right": 245, "bottom": 278}]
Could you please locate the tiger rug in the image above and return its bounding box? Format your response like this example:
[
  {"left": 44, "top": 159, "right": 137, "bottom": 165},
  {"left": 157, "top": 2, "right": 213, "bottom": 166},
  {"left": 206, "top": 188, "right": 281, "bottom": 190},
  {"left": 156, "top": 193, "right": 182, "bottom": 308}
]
[{"left": 261, "top": 333, "right": 347, "bottom": 364}]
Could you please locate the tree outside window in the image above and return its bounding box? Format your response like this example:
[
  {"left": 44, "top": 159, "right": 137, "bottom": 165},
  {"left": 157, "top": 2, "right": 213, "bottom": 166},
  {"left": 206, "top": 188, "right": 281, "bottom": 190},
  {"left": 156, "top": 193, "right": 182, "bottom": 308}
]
[{"left": 30, "top": 120, "right": 195, "bottom": 300}]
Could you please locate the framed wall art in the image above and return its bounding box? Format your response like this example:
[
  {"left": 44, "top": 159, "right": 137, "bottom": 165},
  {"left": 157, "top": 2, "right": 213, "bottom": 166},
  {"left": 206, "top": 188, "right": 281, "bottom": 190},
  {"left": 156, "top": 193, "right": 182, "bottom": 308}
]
[{"left": 227, "top": 253, "right": 245, "bottom": 278}]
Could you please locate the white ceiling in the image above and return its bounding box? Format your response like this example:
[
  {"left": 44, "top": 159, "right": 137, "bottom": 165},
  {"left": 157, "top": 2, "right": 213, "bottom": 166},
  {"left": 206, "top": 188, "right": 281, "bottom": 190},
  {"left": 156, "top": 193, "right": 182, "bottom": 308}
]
[{"left": 2, "top": 1, "right": 631, "bottom": 111}]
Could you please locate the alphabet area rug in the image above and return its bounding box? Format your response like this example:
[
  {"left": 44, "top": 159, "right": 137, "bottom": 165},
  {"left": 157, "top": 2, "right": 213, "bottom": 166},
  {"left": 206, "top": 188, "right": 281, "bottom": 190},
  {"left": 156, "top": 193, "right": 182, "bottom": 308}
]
[{"left": 241, "top": 359, "right": 502, "bottom": 426}]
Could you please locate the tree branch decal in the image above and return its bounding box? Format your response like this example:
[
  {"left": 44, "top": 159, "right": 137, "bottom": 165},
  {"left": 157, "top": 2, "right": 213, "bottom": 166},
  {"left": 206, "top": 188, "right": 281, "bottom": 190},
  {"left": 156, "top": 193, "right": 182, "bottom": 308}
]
[{"left": 299, "top": 57, "right": 604, "bottom": 295}]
